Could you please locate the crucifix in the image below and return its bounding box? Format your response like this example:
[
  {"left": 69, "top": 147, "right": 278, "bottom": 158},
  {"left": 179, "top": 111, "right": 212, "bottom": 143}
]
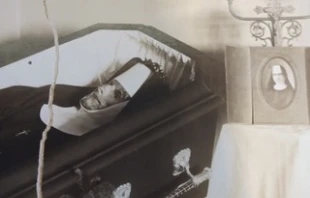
[{"left": 227, "top": 0, "right": 310, "bottom": 47}]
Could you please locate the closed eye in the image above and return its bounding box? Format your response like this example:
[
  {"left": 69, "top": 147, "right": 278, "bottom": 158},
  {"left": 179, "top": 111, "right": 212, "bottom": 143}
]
[
  {"left": 92, "top": 93, "right": 102, "bottom": 105},
  {"left": 97, "top": 87, "right": 103, "bottom": 94}
]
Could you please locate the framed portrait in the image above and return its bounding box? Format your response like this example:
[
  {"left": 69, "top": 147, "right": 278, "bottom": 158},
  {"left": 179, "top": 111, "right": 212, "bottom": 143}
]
[
  {"left": 226, "top": 46, "right": 310, "bottom": 124},
  {"left": 252, "top": 47, "right": 309, "bottom": 124},
  {"left": 258, "top": 58, "right": 296, "bottom": 110}
]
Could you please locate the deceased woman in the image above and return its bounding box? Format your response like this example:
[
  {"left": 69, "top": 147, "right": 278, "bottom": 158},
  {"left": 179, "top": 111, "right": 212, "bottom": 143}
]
[
  {"left": 0, "top": 57, "right": 170, "bottom": 170},
  {"left": 0, "top": 29, "right": 196, "bottom": 171},
  {"left": 40, "top": 58, "right": 163, "bottom": 136}
]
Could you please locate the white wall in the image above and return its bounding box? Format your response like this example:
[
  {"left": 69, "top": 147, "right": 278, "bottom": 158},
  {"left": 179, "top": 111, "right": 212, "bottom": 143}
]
[
  {"left": 17, "top": 0, "right": 256, "bottom": 57},
  {"left": 18, "top": 0, "right": 310, "bottom": 53},
  {"left": 1, "top": 0, "right": 309, "bottom": 53},
  {"left": 0, "top": 0, "right": 20, "bottom": 43}
]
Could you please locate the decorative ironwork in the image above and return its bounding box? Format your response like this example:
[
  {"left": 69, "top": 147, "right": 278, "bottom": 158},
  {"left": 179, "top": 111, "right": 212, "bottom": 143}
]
[
  {"left": 168, "top": 148, "right": 212, "bottom": 198},
  {"left": 172, "top": 148, "right": 191, "bottom": 176},
  {"left": 250, "top": 21, "right": 272, "bottom": 47},
  {"left": 227, "top": 0, "right": 310, "bottom": 47},
  {"left": 281, "top": 20, "right": 302, "bottom": 47}
]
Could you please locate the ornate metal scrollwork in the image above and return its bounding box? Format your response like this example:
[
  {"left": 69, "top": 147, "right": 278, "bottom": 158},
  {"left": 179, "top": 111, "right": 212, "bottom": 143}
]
[
  {"left": 172, "top": 148, "right": 191, "bottom": 176},
  {"left": 250, "top": 21, "right": 273, "bottom": 47},
  {"left": 113, "top": 183, "right": 132, "bottom": 198},
  {"left": 281, "top": 20, "right": 302, "bottom": 47},
  {"left": 167, "top": 148, "right": 212, "bottom": 198},
  {"left": 227, "top": 0, "right": 310, "bottom": 47}
]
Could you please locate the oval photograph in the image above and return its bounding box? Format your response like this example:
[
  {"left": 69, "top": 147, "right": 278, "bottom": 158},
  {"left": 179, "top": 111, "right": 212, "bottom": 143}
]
[{"left": 260, "top": 58, "right": 296, "bottom": 110}]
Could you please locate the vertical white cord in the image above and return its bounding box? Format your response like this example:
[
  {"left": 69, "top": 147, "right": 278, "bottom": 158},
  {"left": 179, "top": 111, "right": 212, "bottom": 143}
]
[{"left": 36, "top": 1, "right": 60, "bottom": 197}]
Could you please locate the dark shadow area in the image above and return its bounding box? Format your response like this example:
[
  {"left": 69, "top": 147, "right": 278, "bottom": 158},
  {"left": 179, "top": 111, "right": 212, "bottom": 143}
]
[{"left": 198, "top": 10, "right": 242, "bottom": 143}]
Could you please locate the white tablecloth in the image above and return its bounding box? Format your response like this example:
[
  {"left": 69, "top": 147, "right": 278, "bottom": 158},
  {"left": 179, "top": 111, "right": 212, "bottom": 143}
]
[{"left": 207, "top": 123, "right": 310, "bottom": 198}]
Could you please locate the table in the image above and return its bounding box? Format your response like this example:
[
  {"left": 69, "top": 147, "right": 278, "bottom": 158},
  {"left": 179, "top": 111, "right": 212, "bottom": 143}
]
[{"left": 206, "top": 123, "right": 310, "bottom": 198}]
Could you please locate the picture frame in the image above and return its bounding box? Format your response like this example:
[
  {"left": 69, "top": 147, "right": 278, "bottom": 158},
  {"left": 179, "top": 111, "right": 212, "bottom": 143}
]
[
  {"left": 0, "top": 24, "right": 223, "bottom": 198},
  {"left": 226, "top": 45, "right": 310, "bottom": 124}
]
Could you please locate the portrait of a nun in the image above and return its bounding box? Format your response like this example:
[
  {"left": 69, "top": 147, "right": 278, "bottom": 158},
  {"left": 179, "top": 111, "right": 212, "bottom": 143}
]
[{"left": 261, "top": 64, "right": 295, "bottom": 110}]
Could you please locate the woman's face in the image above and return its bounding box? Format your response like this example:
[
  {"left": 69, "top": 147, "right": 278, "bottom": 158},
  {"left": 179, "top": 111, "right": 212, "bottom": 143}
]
[
  {"left": 272, "top": 66, "right": 285, "bottom": 84},
  {"left": 80, "top": 81, "right": 129, "bottom": 111}
]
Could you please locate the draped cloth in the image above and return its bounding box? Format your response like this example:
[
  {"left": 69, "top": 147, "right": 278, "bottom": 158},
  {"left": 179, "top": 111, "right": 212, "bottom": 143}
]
[{"left": 207, "top": 123, "right": 310, "bottom": 198}]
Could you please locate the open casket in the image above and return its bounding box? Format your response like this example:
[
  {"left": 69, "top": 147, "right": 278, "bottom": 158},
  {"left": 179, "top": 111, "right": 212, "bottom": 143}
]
[{"left": 0, "top": 24, "right": 223, "bottom": 198}]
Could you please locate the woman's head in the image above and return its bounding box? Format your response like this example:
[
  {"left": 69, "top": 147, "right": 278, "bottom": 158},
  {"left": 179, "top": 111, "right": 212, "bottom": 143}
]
[
  {"left": 80, "top": 80, "right": 130, "bottom": 111},
  {"left": 272, "top": 65, "right": 287, "bottom": 85},
  {"left": 265, "top": 64, "right": 292, "bottom": 91}
]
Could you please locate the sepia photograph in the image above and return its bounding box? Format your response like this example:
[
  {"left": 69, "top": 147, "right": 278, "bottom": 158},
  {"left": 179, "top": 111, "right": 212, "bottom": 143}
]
[
  {"left": 2, "top": 0, "right": 310, "bottom": 198},
  {"left": 251, "top": 47, "right": 310, "bottom": 125},
  {"left": 260, "top": 58, "right": 296, "bottom": 110}
]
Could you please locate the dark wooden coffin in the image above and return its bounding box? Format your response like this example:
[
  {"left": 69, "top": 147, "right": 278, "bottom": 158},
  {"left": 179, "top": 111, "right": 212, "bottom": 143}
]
[{"left": 0, "top": 24, "right": 224, "bottom": 198}]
